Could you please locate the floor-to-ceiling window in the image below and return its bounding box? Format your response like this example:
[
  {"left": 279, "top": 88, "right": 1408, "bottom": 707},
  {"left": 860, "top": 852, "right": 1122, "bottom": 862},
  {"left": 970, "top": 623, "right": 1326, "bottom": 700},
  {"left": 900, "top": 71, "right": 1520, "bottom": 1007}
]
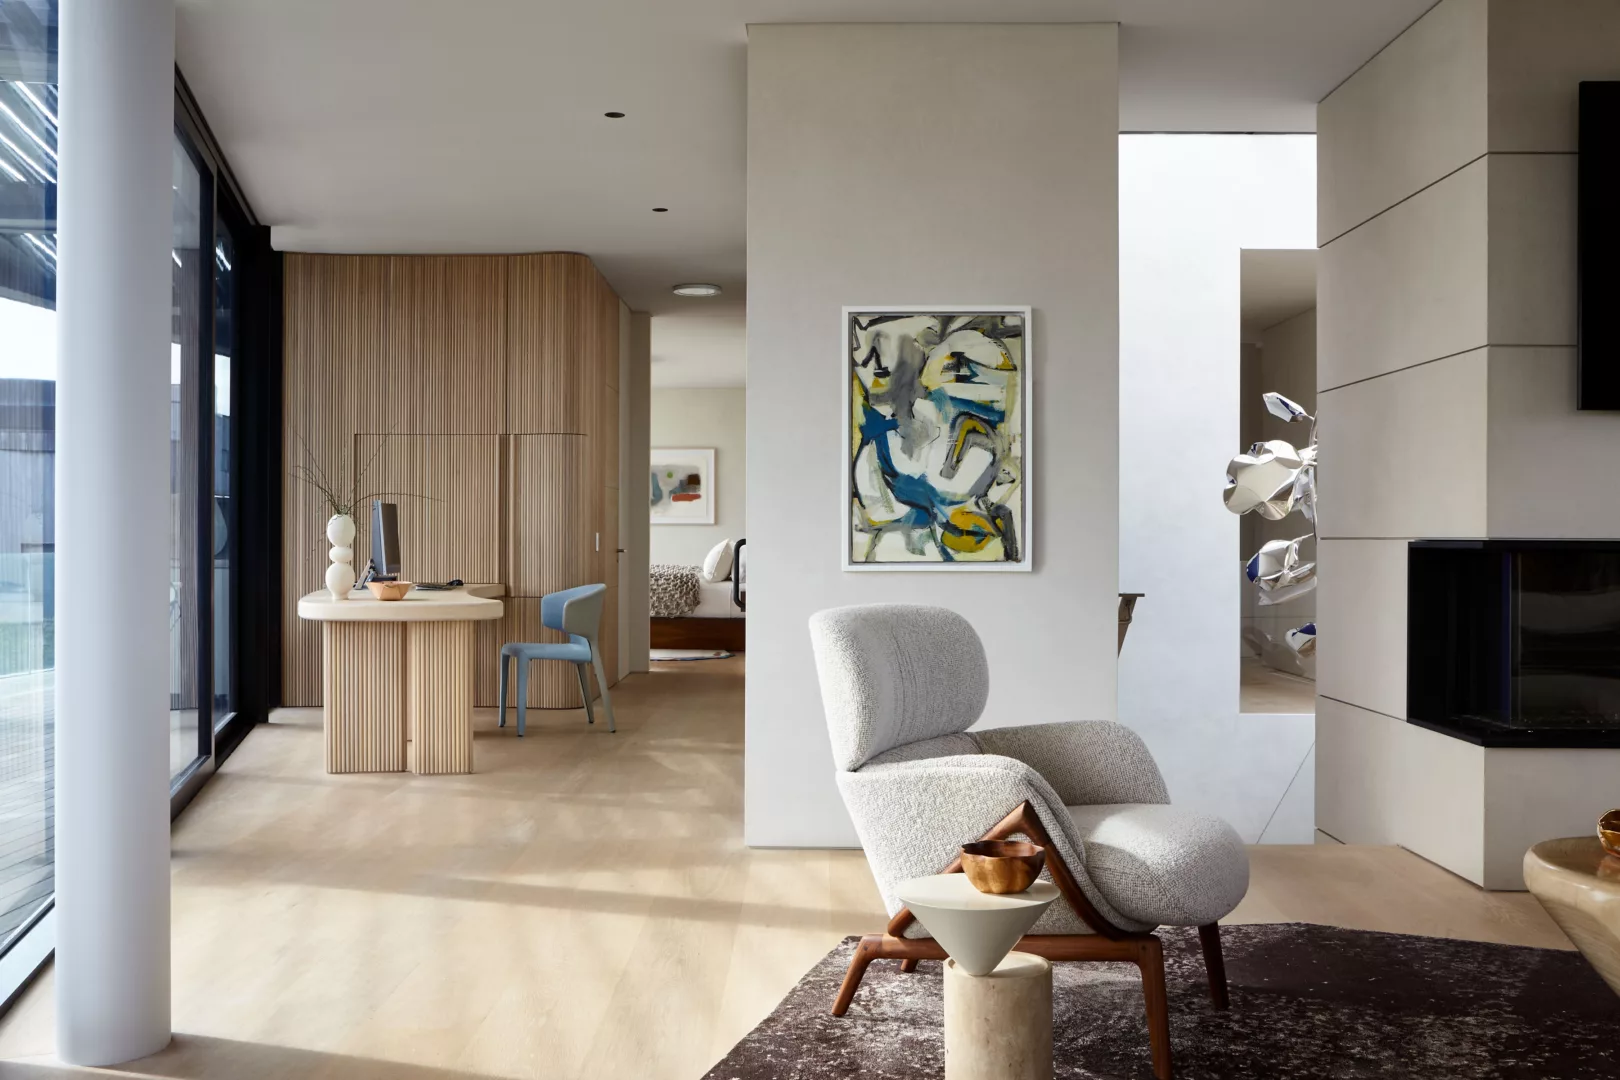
[
  {"left": 0, "top": 0, "right": 57, "bottom": 972},
  {"left": 212, "top": 218, "right": 235, "bottom": 734},
  {"left": 0, "top": 4, "right": 275, "bottom": 1011},
  {"left": 171, "top": 133, "right": 209, "bottom": 783}
]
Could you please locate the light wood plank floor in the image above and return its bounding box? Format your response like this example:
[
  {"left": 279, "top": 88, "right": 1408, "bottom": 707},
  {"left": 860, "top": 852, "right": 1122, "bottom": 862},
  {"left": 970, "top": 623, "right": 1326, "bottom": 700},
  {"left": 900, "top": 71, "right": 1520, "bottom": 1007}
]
[
  {"left": 0, "top": 656, "right": 1570, "bottom": 1079},
  {"left": 1238, "top": 657, "right": 1317, "bottom": 714}
]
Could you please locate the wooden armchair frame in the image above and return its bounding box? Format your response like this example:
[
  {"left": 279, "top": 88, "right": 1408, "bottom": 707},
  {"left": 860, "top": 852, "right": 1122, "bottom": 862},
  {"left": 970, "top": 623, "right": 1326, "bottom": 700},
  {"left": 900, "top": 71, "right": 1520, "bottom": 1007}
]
[{"left": 830, "top": 800, "right": 1229, "bottom": 1080}]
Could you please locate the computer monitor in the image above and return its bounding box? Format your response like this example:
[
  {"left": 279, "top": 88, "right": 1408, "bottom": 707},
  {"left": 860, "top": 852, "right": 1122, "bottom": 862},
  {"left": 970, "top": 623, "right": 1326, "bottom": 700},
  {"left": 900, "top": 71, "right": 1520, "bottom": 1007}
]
[{"left": 371, "top": 500, "right": 402, "bottom": 578}]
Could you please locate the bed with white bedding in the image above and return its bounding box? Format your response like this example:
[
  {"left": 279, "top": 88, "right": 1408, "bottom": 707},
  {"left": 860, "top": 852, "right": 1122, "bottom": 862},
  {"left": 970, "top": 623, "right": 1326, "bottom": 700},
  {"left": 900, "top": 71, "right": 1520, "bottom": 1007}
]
[
  {"left": 650, "top": 539, "right": 745, "bottom": 650},
  {"left": 691, "top": 579, "right": 744, "bottom": 619}
]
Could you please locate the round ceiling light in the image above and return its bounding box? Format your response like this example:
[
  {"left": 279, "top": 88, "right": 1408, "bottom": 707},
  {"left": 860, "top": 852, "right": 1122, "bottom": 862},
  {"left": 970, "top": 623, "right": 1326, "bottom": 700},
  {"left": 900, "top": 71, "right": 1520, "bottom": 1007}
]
[{"left": 672, "top": 283, "right": 722, "bottom": 298}]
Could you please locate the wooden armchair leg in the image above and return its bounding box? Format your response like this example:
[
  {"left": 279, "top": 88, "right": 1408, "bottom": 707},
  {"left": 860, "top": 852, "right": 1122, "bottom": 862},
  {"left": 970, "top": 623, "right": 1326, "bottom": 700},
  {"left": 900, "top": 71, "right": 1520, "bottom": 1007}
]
[
  {"left": 899, "top": 958, "right": 919, "bottom": 973},
  {"left": 1134, "top": 936, "right": 1173, "bottom": 1080},
  {"left": 1198, "top": 922, "right": 1230, "bottom": 1010},
  {"left": 831, "top": 935, "right": 884, "bottom": 1016}
]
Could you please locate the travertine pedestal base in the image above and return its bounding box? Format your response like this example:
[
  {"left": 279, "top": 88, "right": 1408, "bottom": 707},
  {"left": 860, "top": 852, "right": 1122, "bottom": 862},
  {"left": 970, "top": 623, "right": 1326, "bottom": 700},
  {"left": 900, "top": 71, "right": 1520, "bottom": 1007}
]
[
  {"left": 407, "top": 620, "right": 475, "bottom": 775},
  {"left": 321, "top": 619, "right": 479, "bottom": 775},
  {"left": 1525, "top": 836, "right": 1620, "bottom": 997},
  {"left": 944, "top": 952, "right": 1053, "bottom": 1080},
  {"left": 324, "top": 622, "right": 406, "bottom": 773}
]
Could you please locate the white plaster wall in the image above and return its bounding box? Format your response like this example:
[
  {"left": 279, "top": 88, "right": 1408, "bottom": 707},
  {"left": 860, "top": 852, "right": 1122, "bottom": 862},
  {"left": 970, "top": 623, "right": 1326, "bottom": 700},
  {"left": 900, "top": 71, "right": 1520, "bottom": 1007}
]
[
  {"left": 650, "top": 387, "right": 746, "bottom": 568},
  {"left": 1119, "top": 135, "right": 1317, "bottom": 845},
  {"left": 746, "top": 23, "right": 1119, "bottom": 847},
  {"left": 618, "top": 300, "right": 633, "bottom": 678},
  {"left": 624, "top": 311, "right": 652, "bottom": 674}
]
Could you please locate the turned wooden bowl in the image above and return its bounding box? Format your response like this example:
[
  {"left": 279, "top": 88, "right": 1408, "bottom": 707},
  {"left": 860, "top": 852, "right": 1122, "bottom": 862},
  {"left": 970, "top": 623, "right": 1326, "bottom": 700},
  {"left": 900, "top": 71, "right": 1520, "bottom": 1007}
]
[
  {"left": 367, "top": 580, "right": 414, "bottom": 601},
  {"left": 1599, "top": 809, "right": 1620, "bottom": 858},
  {"left": 960, "top": 840, "right": 1046, "bottom": 895}
]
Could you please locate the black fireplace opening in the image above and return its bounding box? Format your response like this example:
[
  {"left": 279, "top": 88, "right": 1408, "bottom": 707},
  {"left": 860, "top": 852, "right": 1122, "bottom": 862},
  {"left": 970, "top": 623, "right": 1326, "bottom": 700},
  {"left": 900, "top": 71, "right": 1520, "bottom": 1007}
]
[{"left": 1408, "top": 540, "right": 1620, "bottom": 747}]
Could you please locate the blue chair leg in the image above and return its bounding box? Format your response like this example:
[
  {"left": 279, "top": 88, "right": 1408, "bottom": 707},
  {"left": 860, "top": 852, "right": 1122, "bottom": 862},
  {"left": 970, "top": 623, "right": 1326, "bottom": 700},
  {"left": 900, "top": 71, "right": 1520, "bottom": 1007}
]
[
  {"left": 498, "top": 651, "right": 509, "bottom": 729},
  {"left": 574, "top": 664, "right": 596, "bottom": 726},
  {"left": 515, "top": 659, "right": 529, "bottom": 738},
  {"left": 591, "top": 646, "right": 616, "bottom": 734}
]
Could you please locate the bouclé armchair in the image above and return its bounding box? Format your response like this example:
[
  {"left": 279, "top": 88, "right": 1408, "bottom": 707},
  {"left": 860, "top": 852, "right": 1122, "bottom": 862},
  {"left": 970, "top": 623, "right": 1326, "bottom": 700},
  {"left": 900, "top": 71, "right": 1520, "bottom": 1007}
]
[{"left": 808, "top": 603, "right": 1250, "bottom": 1080}]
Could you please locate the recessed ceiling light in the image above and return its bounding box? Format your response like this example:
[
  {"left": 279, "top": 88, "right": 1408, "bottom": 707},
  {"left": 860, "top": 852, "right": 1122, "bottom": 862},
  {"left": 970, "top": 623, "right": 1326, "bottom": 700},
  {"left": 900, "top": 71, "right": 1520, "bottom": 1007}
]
[
  {"left": 652, "top": 207, "right": 669, "bottom": 213},
  {"left": 604, "top": 111, "right": 625, "bottom": 118},
  {"left": 672, "top": 283, "right": 722, "bottom": 297}
]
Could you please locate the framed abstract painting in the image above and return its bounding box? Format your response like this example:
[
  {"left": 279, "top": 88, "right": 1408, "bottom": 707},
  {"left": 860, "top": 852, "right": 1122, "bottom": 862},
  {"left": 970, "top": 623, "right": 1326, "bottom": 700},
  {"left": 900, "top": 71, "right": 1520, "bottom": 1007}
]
[
  {"left": 843, "top": 306, "right": 1032, "bottom": 571},
  {"left": 650, "top": 447, "right": 716, "bottom": 525}
]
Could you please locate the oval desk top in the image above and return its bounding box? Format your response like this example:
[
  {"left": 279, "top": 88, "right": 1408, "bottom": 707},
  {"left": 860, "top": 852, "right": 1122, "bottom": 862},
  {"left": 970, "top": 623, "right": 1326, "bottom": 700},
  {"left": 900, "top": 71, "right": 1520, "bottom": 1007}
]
[{"left": 298, "top": 585, "right": 504, "bottom": 623}]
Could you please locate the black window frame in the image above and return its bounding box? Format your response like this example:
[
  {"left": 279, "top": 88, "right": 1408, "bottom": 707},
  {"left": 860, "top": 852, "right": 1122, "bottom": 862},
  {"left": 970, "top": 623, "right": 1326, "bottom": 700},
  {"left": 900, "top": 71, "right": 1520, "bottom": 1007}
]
[{"left": 0, "top": 61, "right": 282, "bottom": 1014}]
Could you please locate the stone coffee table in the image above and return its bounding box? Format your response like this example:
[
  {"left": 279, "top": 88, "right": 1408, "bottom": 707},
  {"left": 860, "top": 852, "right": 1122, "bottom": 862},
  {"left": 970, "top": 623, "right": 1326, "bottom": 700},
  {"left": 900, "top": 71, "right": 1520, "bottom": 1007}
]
[{"left": 1524, "top": 836, "right": 1620, "bottom": 996}]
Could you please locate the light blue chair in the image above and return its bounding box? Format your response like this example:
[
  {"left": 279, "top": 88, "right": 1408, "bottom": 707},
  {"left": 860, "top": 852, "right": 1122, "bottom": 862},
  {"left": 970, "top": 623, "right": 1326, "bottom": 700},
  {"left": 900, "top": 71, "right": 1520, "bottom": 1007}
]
[{"left": 498, "top": 583, "right": 616, "bottom": 735}]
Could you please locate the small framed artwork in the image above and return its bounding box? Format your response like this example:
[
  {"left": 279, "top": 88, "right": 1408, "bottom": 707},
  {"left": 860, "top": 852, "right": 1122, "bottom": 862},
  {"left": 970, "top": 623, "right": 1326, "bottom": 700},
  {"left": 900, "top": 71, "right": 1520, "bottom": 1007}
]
[
  {"left": 843, "top": 306, "right": 1032, "bottom": 571},
  {"left": 650, "top": 448, "right": 716, "bottom": 525}
]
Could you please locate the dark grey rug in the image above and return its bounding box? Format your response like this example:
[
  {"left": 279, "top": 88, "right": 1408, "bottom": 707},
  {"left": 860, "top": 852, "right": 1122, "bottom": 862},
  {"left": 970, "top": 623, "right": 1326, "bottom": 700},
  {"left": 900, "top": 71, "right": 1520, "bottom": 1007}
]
[{"left": 703, "top": 924, "right": 1620, "bottom": 1079}]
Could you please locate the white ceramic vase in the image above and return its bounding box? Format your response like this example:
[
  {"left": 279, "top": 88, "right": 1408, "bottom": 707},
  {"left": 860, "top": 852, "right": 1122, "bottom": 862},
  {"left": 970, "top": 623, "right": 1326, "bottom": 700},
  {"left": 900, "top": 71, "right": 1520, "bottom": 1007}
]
[{"left": 325, "top": 513, "right": 356, "bottom": 600}]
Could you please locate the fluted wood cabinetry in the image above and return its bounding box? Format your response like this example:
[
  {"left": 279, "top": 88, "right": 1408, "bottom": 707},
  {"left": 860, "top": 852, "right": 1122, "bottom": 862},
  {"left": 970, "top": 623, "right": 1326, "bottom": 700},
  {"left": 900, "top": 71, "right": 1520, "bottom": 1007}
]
[
  {"left": 352, "top": 434, "right": 502, "bottom": 585},
  {"left": 285, "top": 252, "right": 622, "bottom": 709}
]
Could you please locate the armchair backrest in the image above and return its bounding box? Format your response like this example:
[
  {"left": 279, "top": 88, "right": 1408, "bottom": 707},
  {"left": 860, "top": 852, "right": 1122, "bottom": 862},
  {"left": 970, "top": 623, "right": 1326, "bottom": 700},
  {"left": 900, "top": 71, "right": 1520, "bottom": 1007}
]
[
  {"left": 542, "top": 583, "right": 606, "bottom": 641},
  {"left": 808, "top": 604, "right": 989, "bottom": 771}
]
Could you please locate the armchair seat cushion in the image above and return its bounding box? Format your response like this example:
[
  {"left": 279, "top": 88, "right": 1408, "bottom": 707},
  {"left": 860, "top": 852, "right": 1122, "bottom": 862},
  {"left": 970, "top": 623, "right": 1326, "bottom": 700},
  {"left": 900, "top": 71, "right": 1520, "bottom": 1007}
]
[{"left": 1065, "top": 803, "right": 1249, "bottom": 928}]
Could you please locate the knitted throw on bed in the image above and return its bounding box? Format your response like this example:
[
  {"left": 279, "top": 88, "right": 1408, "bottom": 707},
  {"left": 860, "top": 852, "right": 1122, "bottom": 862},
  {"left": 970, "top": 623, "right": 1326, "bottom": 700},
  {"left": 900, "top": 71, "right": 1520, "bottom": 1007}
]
[{"left": 650, "top": 564, "right": 702, "bottom": 618}]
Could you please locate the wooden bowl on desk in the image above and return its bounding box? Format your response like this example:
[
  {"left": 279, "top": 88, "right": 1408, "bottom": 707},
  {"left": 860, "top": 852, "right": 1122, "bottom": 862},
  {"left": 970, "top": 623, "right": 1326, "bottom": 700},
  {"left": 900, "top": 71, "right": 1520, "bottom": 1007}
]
[
  {"left": 367, "top": 580, "right": 414, "bottom": 601},
  {"left": 960, "top": 840, "right": 1046, "bottom": 895}
]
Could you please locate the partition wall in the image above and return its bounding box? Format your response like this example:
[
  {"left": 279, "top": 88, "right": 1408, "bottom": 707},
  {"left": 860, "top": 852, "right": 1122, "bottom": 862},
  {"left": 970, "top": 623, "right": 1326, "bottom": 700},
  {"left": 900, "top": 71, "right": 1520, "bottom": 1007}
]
[{"left": 0, "top": 0, "right": 282, "bottom": 1011}]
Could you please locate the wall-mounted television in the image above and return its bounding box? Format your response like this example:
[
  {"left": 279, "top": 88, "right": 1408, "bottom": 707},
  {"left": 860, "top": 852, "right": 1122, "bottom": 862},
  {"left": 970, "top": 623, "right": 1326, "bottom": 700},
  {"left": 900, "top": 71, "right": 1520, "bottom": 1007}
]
[{"left": 1579, "top": 82, "right": 1620, "bottom": 409}]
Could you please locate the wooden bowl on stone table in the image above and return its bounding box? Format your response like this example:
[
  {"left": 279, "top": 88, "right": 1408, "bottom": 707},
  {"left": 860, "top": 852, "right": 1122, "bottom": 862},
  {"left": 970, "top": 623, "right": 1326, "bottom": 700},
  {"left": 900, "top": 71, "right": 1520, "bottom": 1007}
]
[
  {"left": 367, "top": 580, "right": 414, "bottom": 601},
  {"left": 960, "top": 840, "right": 1046, "bottom": 895},
  {"left": 1599, "top": 809, "right": 1620, "bottom": 859}
]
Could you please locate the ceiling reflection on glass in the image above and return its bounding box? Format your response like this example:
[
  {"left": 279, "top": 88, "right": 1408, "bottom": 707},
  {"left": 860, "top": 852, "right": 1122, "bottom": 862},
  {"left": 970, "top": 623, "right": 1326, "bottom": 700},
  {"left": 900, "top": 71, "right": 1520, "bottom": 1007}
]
[{"left": 0, "top": 1, "right": 58, "bottom": 297}]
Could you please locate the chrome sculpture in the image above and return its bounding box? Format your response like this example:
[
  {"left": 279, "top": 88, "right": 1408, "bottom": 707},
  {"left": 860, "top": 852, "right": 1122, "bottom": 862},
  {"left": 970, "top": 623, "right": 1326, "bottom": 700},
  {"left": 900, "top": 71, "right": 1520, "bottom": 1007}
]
[{"left": 1225, "top": 392, "right": 1317, "bottom": 657}]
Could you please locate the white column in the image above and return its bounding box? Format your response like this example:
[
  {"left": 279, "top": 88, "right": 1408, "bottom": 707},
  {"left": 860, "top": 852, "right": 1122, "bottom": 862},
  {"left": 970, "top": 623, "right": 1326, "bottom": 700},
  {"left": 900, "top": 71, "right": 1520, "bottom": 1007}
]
[{"left": 54, "top": 0, "right": 175, "bottom": 1064}]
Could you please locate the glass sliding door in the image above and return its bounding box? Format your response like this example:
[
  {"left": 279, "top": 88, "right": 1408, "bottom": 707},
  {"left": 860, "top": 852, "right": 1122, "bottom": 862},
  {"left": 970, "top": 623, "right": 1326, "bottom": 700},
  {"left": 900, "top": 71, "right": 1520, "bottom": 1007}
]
[
  {"left": 170, "top": 133, "right": 211, "bottom": 784},
  {"left": 0, "top": 0, "right": 56, "bottom": 965},
  {"left": 0, "top": 5, "right": 269, "bottom": 1015},
  {"left": 212, "top": 218, "right": 235, "bottom": 732}
]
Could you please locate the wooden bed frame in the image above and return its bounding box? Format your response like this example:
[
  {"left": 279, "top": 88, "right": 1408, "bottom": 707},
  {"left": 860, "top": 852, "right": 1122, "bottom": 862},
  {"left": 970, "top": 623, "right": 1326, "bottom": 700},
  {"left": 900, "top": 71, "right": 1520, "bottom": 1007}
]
[
  {"left": 650, "top": 616, "right": 745, "bottom": 652},
  {"left": 652, "top": 541, "right": 746, "bottom": 653}
]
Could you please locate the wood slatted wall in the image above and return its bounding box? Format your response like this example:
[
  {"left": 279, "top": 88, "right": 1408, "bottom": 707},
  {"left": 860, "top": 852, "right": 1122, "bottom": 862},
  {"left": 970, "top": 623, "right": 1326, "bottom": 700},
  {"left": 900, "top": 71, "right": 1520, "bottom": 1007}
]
[
  {"left": 353, "top": 434, "right": 502, "bottom": 585},
  {"left": 284, "top": 252, "right": 622, "bottom": 709},
  {"left": 283, "top": 255, "right": 388, "bottom": 707}
]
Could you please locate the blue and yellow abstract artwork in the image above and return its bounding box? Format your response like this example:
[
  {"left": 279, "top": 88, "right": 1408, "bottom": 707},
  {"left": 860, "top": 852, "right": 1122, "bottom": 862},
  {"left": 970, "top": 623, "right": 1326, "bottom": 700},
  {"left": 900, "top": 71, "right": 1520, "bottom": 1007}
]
[{"left": 845, "top": 308, "right": 1029, "bottom": 569}]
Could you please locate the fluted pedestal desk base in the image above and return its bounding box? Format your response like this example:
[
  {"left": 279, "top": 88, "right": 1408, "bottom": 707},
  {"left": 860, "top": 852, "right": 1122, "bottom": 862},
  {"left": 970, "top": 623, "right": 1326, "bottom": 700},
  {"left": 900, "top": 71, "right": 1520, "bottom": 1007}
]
[{"left": 300, "top": 587, "right": 504, "bottom": 776}]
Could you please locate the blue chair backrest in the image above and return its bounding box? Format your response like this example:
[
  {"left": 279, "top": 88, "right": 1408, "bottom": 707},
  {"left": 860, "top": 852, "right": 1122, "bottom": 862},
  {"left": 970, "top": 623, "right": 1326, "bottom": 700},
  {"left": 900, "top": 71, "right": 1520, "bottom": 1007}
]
[{"left": 542, "top": 583, "right": 607, "bottom": 642}]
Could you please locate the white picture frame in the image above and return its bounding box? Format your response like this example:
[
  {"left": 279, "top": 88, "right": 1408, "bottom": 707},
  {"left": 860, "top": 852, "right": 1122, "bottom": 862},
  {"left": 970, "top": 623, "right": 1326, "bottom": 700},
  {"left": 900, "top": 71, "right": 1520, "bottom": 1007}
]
[
  {"left": 841, "top": 305, "right": 1034, "bottom": 572},
  {"left": 650, "top": 447, "right": 716, "bottom": 526}
]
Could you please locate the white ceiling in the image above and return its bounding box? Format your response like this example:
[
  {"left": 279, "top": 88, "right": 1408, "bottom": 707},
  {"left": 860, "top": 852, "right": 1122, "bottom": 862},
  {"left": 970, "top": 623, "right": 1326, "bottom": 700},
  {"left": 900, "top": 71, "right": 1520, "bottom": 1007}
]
[
  {"left": 1240, "top": 248, "right": 1318, "bottom": 342},
  {"left": 175, "top": 0, "right": 1429, "bottom": 387}
]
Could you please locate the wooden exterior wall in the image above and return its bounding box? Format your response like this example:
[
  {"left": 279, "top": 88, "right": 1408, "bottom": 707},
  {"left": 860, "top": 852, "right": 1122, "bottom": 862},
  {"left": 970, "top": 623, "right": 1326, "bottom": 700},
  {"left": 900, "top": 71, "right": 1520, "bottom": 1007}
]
[{"left": 282, "top": 252, "right": 622, "bottom": 708}]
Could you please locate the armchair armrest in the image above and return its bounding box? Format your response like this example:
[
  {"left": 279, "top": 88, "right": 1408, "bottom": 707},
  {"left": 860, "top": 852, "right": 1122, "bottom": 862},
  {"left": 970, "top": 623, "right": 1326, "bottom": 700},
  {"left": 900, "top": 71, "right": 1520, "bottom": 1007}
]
[
  {"left": 973, "top": 721, "right": 1169, "bottom": 807},
  {"left": 837, "top": 753, "right": 1149, "bottom": 935}
]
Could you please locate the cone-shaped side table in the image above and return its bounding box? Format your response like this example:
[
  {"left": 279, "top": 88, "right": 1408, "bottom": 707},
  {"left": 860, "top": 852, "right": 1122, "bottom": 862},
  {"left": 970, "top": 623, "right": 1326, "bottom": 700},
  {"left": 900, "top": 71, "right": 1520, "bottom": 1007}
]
[{"left": 895, "top": 875, "right": 1060, "bottom": 1080}]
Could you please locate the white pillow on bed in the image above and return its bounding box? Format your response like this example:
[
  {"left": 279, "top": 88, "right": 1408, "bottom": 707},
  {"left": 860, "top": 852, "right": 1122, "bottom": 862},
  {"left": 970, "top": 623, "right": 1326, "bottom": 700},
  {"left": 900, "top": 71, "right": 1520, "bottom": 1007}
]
[{"left": 701, "top": 539, "right": 735, "bottom": 583}]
